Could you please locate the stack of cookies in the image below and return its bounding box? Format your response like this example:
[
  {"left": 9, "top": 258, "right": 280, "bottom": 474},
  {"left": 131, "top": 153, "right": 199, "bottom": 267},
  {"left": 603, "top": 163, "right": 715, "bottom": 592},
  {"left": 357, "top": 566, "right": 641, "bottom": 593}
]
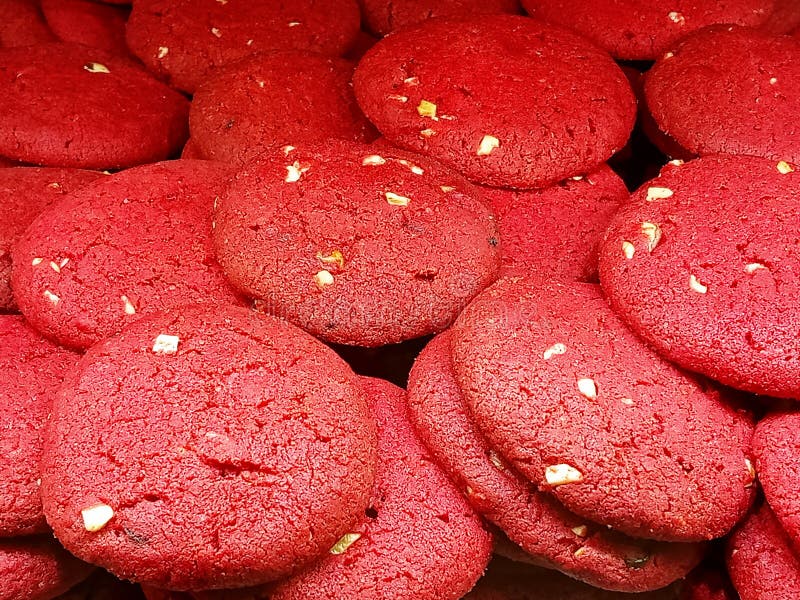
[{"left": 0, "top": 0, "right": 798, "bottom": 598}]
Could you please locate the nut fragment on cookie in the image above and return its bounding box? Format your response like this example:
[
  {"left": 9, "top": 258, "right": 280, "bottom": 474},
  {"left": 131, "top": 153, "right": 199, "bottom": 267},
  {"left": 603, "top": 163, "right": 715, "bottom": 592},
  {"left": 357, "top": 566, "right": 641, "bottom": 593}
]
[
  {"left": 388, "top": 94, "right": 408, "bottom": 103},
  {"left": 543, "top": 342, "right": 567, "bottom": 360},
  {"left": 745, "top": 263, "right": 766, "bottom": 274},
  {"left": 420, "top": 128, "right": 437, "bottom": 138},
  {"left": 152, "top": 334, "right": 180, "bottom": 355},
  {"left": 32, "top": 257, "right": 44, "bottom": 266},
  {"left": 640, "top": 222, "right": 662, "bottom": 252},
  {"left": 476, "top": 135, "right": 500, "bottom": 156},
  {"left": 622, "top": 241, "right": 635, "bottom": 259},
  {"left": 157, "top": 47, "right": 169, "bottom": 59},
  {"left": 81, "top": 503, "right": 114, "bottom": 532},
  {"left": 43, "top": 290, "right": 60, "bottom": 306},
  {"left": 83, "top": 62, "right": 110, "bottom": 74},
  {"left": 667, "top": 11, "right": 685, "bottom": 25},
  {"left": 571, "top": 525, "right": 589, "bottom": 537},
  {"left": 314, "top": 270, "right": 334, "bottom": 289},
  {"left": 285, "top": 161, "right": 310, "bottom": 183},
  {"left": 745, "top": 458, "right": 756, "bottom": 487},
  {"left": 546, "top": 464, "right": 584, "bottom": 486},
  {"left": 316, "top": 250, "right": 345, "bottom": 269},
  {"left": 487, "top": 449, "right": 506, "bottom": 471},
  {"left": 417, "top": 100, "right": 438, "bottom": 119},
  {"left": 646, "top": 186, "right": 673, "bottom": 201},
  {"left": 385, "top": 191, "right": 410, "bottom": 207},
  {"left": 689, "top": 274, "right": 708, "bottom": 294},
  {"left": 120, "top": 295, "right": 136, "bottom": 315},
  {"left": 329, "top": 532, "right": 361, "bottom": 555},
  {"left": 577, "top": 378, "right": 597, "bottom": 400},
  {"left": 210, "top": 27, "right": 222, "bottom": 38},
  {"left": 777, "top": 160, "right": 795, "bottom": 174},
  {"left": 361, "top": 154, "right": 386, "bottom": 167}
]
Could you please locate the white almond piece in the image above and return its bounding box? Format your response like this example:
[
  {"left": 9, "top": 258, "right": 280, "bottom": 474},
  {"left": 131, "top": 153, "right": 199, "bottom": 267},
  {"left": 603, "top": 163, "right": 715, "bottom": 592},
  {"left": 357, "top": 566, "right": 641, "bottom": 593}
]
[
  {"left": 81, "top": 503, "right": 114, "bottom": 532},
  {"left": 545, "top": 464, "right": 584, "bottom": 487},
  {"left": 152, "top": 334, "right": 180, "bottom": 355}
]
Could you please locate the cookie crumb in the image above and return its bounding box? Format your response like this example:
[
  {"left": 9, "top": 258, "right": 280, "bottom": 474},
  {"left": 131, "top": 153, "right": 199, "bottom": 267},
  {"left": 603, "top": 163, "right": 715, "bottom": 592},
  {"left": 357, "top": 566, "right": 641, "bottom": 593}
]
[
  {"left": 545, "top": 464, "right": 584, "bottom": 486},
  {"left": 282, "top": 145, "right": 295, "bottom": 156},
  {"left": 329, "top": 532, "right": 361, "bottom": 555},
  {"left": 646, "top": 186, "right": 673, "bottom": 201},
  {"left": 689, "top": 274, "right": 708, "bottom": 294},
  {"left": 477, "top": 135, "right": 500, "bottom": 156},
  {"left": 81, "top": 503, "right": 114, "bottom": 532},
  {"left": 152, "top": 334, "right": 180, "bottom": 355},
  {"left": 577, "top": 378, "right": 597, "bottom": 400}
]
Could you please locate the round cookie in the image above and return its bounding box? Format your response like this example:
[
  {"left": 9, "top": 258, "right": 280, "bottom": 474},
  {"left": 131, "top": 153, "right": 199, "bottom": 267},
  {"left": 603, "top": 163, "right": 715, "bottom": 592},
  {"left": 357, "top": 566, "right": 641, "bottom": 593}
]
[
  {"left": 12, "top": 159, "right": 243, "bottom": 350},
  {"left": 40, "top": 304, "right": 377, "bottom": 590},
  {"left": 0, "top": 43, "right": 188, "bottom": 169},
  {"left": 190, "top": 51, "right": 376, "bottom": 166},
  {"left": 213, "top": 141, "right": 500, "bottom": 347},
  {"left": 0, "top": 316, "right": 80, "bottom": 537},
  {"left": 0, "top": 0, "right": 57, "bottom": 47},
  {"left": 41, "top": 0, "right": 129, "bottom": 55},
  {"left": 752, "top": 411, "right": 800, "bottom": 552},
  {"left": 726, "top": 503, "right": 800, "bottom": 600},
  {"left": 0, "top": 536, "right": 94, "bottom": 600},
  {"left": 268, "top": 377, "right": 492, "bottom": 599},
  {"left": 485, "top": 164, "right": 628, "bottom": 282},
  {"left": 126, "top": 0, "right": 361, "bottom": 94},
  {"left": 353, "top": 15, "right": 636, "bottom": 188},
  {"left": 408, "top": 331, "right": 704, "bottom": 591},
  {"left": 644, "top": 26, "right": 800, "bottom": 164},
  {"left": 598, "top": 155, "right": 800, "bottom": 398},
  {"left": 361, "top": 0, "right": 520, "bottom": 36},
  {"left": 520, "top": 0, "right": 775, "bottom": 60},
  {"left": 451, "top": 275, "right": 756, "bottom": 542},
  {"left": 0, "top": 167, "right": 102, "bottom": 311}
]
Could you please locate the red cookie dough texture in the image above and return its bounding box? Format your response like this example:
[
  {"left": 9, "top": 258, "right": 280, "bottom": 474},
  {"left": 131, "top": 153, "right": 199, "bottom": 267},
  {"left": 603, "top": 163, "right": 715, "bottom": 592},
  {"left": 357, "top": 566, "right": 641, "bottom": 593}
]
[
  {"left": 0, "top": 536, "right": 94, "bottom": 600},
  {"left": 451, "top": 275, "right": 756, "bottom": 542},
  {"left": 726, "top": 503, "right": 800, "bottom": 600},
  {"left": 40, "top": 304, "right": 377, "bottom": 590},
  {"left": 353, "top": 15, "right": 636, "bottom": 189},
  {"left": 0, "top": 167, "right": 102, "bottom": 311},
  {"left": 521, "top": 0, "right": 775, "bottom": 60},
  {"left": 761, "top": 0, "right": 800, "bottom": 34},
  {"left": 180, "top": 139, "right": 203, "bottom": 160},
  {"left": 126, "top": 0, "right": 361, "bottom": 93},
  {"left": 679, "top": 564, "right": 738, "bottom": 600},
  {"left": 213, "top": 141, "right": 500, "bottom": 347},
  {"left": 41, "top": 0, "right": 130, "bottom": 55},
  {"left": 407, "top": 331, "right": 704, "bottom": 592},
  {"left": 598, "top": 155, "right": 800, "bottom": 398},
  {"left": 361, "top": 0, "right": 521, "bottom": 35},
  {"left": 55, "top": 569, "right": 144, "bottom": 600},
  {"left": 753, "top": 411, "right": 800, "bottom": 553},
  {"left": 12, "top": 159, "right": 243, "bottom": 350},
  {"left": 0, "top": 316, "right": 79, "bottom": 537},
  {"left": 644, "top": 26, "right": 800, "bottom": 164},
  {"left": 0, "top": 43, "right": 188, "bottom": 170},
  {"left": 189, "top": 51, "right": 377, "bottom": 166},
  {"left": 0, "top": 0, "right": 56, "bottom": 47},
  {"left": 485, "top": 164, "right": 628, "bottom": 281},
  {"left": 268, "top": 377, "right": 492, "bottom": 600}
]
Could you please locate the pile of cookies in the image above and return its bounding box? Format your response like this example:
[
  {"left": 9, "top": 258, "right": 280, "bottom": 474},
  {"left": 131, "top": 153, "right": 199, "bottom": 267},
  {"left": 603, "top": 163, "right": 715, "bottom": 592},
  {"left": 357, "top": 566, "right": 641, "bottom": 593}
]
[{"left": 0, "top": 0, "right": 798, "bottom": 598}]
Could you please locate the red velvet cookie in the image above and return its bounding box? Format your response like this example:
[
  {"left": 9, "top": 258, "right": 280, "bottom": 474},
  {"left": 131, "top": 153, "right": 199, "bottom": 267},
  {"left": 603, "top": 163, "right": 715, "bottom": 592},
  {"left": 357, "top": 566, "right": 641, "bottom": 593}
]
[
  {"left": 0, "top": 43, "right": 188, "bottom": 170},
  {"left": 485, "top": 164, "right": 628, "bottom": 281},
  {"left": 0, "top": 167, "right": 102, "bottom": 311},
  {"left": 126, "top": 0, "right": 361, "bottom": 93},
  {"left": 361, "top": 0, "right": 520, "bottom": 36},
  {"left": 12, "top": 160, "right": 243, "bottom": 350},
  {"left": 0, "top": 316, "right": 79, "bottom": 537},
  {"left": 0, "top": 536, "right": 94, "bottom": 600},
  {"left": 56, "top": 569, "right": 144, "bottom": 600},
  {"left": 726, "top": 503, "right": 800, "bottom": 600},
  {"left": 190, "top": 51, "right": 376, "bottom": 166},
  {"left": 268, "top": 377, "right": 492, "bottom": 600},
  {"left": 752, "top": 411, "right": 800, "bottom": 552},
  {"left": 353, "top": 15, "right": 636, "bottom": 188},
  {"left": 679, "top": 564, "right": 738, "bottom": 600},
  {"left": 407, "top": 331, "right": 704, "bottom": 591},
  {"left": 0, "top": 0, "right": 56, "bottom": 47},
  {"left": 41, "top": 0, "right": 129, "bottom": 55},
  {"left": 451, "top": 275, "right": 756, "bottom": 542},
  {"left": 40, "top": 304, "right": 377, "bottom": 590},
  {"left": 180, "top": 139, "right": 203, "bottom": 160},
  {"left": 644, "top": 26, "right": 800, "bottom": 164},
  {"left": 213, "top": 141, "right": 500, "bottom": 347},
  {"left": 761, "top": 0, "right": 800, "bottom": 34},
  {"left": 598, "top": 155, "right": 800, "bottom": 398},
  {"left": 520, "top": 0, "right": 774, "bottom": 60}
]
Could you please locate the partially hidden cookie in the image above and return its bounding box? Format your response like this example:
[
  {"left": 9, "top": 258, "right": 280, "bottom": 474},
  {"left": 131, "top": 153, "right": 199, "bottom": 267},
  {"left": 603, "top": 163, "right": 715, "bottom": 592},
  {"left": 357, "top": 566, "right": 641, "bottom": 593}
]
[
  {"left": 598, "top": 155, "right": 800, "bottom": 398},
  {"left": 40, "top": 304, "right": 377, "bottom": 590},
  {"left": 268, "top": 377, "right": 493, "bottom": 600},
  {"left": 0, "top": 43, "right": 189, "bottom": 169},
  {"left": 189, "top": 51, "right": 376, "bottom": 166},
  {"left": 12, "top": 159, "right": 243, "bottom": 350},
  {"left": 0, "top": 316, "right": 79, "bottom": 537},
  {"left": 213, "top": 141, "right": 500, "bottom": 347},
  {"left": 361, "top": 0, "right": 521, "bottom": 36},
  {"left": 451, "top": 275, "right": 756, "bottom": 541},
  {"left": 752, "top": 411, "right": 800, "bottom": 552},
  {"left": 726, "top": 503, "right": 800, "bottom": 600},
  {"left": 484, "top": 164, "right": 628, "bottom": 281},
  {"left": 679, "top": 564, "right": 738, "bottom": 600},
  {"left": 55, "top": 569, "right": 144, "bottom": 600},
  {"left": 0, "top": 0, "right": 56, "bottom": 47},
  {"left": 41, "top": 0, "right": 129, "bottom": 55},
  {"left": 353, "top": 15, "right": 636, "bottom": 188},
  {"left": 0, "top": 167, "right": 102, "bottom": 311},
  {"left": 644, "top": 26, "right": 800, "bottom": 164},
  {"left": 0, "top": 536, "right": 94, "bottom": 600},
  {"left": 126, "top": 0, "right": 361, "bottom": 93},
  {"left": 520, "top": 0, "right": 775, "bottom": 60},
  {"left": 761, "top": 0, "right": 800, "bottom": 34},
  {"left": 407, "top": 331, "right": 704, "bottom": 592}
]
